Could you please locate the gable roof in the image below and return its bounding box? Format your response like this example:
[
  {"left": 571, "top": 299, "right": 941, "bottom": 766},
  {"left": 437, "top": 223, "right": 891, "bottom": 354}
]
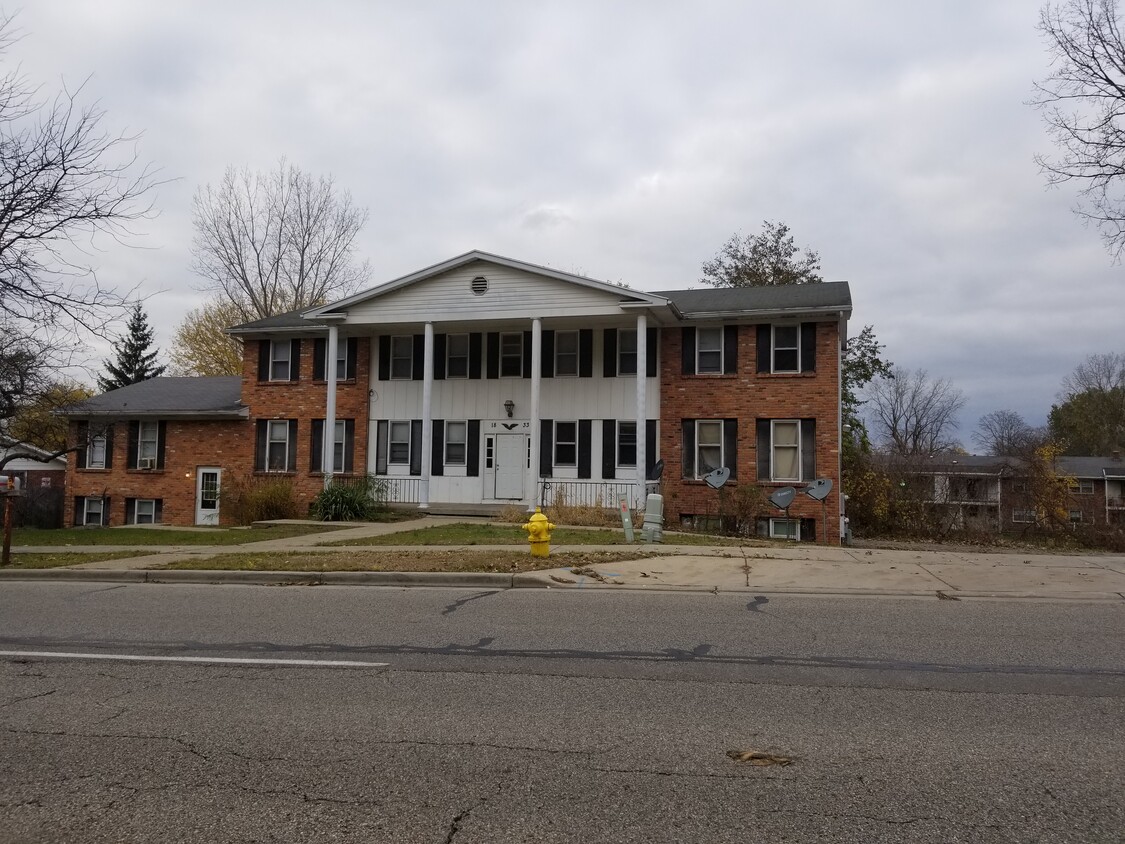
[
  {"left": 657, "top": 282, "right": 852, "bottom": 319},
  {"left": 58, "top": 377, "right": 248, "bottom": 419},
  {"left": 0, "top": 436, "right": 68, "bottom": 468}
]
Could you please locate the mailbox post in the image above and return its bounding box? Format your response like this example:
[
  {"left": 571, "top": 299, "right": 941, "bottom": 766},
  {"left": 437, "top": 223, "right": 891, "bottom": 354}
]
[{"left": 0, "top": 475, "right": 23, "bottom": 568}]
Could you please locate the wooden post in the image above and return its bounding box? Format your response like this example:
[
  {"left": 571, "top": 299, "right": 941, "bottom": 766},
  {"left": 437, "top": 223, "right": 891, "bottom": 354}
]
[{"left": 2, "top": 495, "right": 12, "bottom": 567}]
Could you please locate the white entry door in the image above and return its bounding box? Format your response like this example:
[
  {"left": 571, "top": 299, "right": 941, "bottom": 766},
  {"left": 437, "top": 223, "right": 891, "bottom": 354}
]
[
  {"left": 494, "top": 435, "right": 526, "bottom": 500},
  {"left": 196, "top": 467, "right": 222, "bottom": 525}
]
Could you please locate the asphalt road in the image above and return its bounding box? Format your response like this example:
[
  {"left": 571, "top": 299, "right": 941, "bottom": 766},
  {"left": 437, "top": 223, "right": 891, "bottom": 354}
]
[{"left": 1, "top": 583, "right": 1122, "bottom": 843}]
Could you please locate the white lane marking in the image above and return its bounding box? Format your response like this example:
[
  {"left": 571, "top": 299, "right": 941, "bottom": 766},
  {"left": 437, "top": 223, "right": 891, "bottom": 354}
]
[{"left": 0, "top": 650, "right": 388, "bottom": 668}]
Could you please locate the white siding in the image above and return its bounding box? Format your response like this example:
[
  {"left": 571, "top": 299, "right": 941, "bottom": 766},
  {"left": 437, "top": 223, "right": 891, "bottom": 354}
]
[{"left": 346, "top": 262, "right": 636, "bottom": 325}]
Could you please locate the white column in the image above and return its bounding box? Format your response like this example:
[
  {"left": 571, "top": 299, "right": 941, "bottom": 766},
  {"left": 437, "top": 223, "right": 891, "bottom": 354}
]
[
  {"left": 419, "top": 322, "right": 434, "bottom": 510},
  {"left": 323, "top": 325, "right": 339, "bottom": 489},
  {"left": 635, "top": 313, "right": 648, "bottom": 507},
  {"left": 528, "top": 318, "right": 542, "bottom": 511}
]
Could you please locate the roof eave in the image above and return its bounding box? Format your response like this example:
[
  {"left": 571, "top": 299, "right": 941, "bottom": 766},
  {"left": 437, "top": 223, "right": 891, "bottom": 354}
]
[
  {"left": 60, "top": 408, "right": 250, "bottom": 420},
  {"left": 677, "top": 305, "right": 852, "bottom": 321}
]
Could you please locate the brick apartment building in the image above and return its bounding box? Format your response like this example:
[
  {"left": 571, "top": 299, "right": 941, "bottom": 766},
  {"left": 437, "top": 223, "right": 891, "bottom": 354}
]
[{"left": 62, "top": 251, "right": 852, "bottom": 541}]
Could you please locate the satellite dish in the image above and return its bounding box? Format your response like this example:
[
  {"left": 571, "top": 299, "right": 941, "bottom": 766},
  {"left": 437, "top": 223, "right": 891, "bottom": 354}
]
[
  {"left": 703, "top": 467, "right": 730, "bottom": 489},
  {"left": 805, "top": 478, "right": 833, "bottom": 501},
  {"left": 768, "top": 486, "right": 796, "bottom": 509},
  {"left": 647, "top": 458, "right": 665, "bottom": 482}
]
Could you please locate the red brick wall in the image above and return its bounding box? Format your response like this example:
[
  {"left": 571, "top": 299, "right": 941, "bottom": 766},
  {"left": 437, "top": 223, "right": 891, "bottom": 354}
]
[
  {"left": 65, "top": 419, "right": 250, "bottom": 527},
  {"left": 659, "top": 322, "right": 842, "bottom": 542},
  {"left": 240, "top": 337, "right": 371, "bottom": 515}
]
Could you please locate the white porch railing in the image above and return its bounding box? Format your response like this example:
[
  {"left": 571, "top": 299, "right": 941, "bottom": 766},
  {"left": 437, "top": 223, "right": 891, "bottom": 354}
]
[{"left": 538, "top": 480, "right": 651, "bottom": 510}]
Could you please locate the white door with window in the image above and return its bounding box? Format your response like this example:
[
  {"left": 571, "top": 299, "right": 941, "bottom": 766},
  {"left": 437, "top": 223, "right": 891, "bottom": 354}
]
[
  {"left": 196, "top": 467, "right": 221, "bottom": 526},
  {"left": 493, "top": 435, "right": 525, "bottom": 499}
]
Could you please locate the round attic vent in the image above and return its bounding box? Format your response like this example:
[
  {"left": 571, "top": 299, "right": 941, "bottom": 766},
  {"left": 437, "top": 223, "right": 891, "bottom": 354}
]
[{"left": 470, "top": 275, "right": 488, "bottom": 295}]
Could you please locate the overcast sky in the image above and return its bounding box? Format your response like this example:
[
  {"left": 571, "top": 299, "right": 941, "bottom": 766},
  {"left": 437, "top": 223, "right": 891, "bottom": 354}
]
[{"left": 12, "top": 1, "right": 1123, "bottom": 446}]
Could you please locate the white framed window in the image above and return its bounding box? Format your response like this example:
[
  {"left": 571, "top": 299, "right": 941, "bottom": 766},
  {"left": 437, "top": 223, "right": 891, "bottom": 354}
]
[
  {"left": 447, "top": 334, "right": 469, "bottom": 378},
  {"left": 771, "top": 420, "right": 801, "bottom": 482},
  {"left": 697, "top": 327, "right": 723, "bottom": 374},
  {"left": 770, "top": 518, "right": 799, "bottom": 539},
  {"left": 694, "top": 420, "right": 723, "bottom": 478},
  {"left": 269, "top": 341, "right": 292, "bottom": 381},
  {"left": 445, "top": 421, "right": 467, "bottom": 465},
  {"left": 617, "top": 421, "right": 637, "bottom": 467},
  {"left": 555, "top": 421, "right": 577, "bottom": 466},
  {"left": 134, "top": 499, "right": 157, "bottom": 525},
  {"left": 390, "top": 336, "right": 413, "bottom": 379},
  {"left": 500, "top": 332, "right": 523, "bottom": 377},
  {"left": 333, "top": 343, "right": 349, "bottom": 381},
  {"left": 83, "top": 496, "right": 104, "bottom": 526},
  {"left": 327, "top": 420, "right": 346, "bottom": 473},
  {"left": 138, "top": 421, "right": 159, "bottom": 464},
  {"left": 555, "top": 330, "right": 579, "bottom": 376},
  {"left": 1074, "top": 480, "right": 1095, "bottom": 495},
  {"left": 1012, "top": 509, "right": 1035, "bottom": 524},
  {"left": 1069, "top": 509, "right": 1084, "bottom": 523},
  {"left": 389, "top": 421, "right": 411, "bottom": 464},
  {"left": 772, "top": 324, "right": 800, "bottom": 373},
  {"left": 87, "top": 434, "right": 107, "bottom": 469},
  {"left": 266, "top": 420, "right": 292, "bottom": 472},
  {"left": 617, "top": 329, "right": 638, "bottom": 375}
]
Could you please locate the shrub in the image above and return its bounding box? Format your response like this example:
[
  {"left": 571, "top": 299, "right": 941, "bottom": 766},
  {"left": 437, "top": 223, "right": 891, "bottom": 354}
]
[
  {"left": 311, "top": 475, "right": 389, "bottom": 522},
  {"left": 220, "top": 475, "right": 298, "bottom": 525}
]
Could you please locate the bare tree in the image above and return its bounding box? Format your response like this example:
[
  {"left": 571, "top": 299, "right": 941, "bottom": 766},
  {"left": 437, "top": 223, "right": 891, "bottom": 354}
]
[
  {"left": 191, "top": 160, "right": 370, "bottom": 321},
  {"left": 867, "top": 367, "right": 966, "bottom": 456},
  {"left": 1059, "top": 351, "right": 1125, "bottom": 395},
  {"left": 1032, "top": 0, "right": 1125, "bottom": 256},
  {"left": 0, "top": 15, "right": 157, "bottom": 336},
  {"left": 972, "top": 410, "right": 1047, "bottom": 456}
]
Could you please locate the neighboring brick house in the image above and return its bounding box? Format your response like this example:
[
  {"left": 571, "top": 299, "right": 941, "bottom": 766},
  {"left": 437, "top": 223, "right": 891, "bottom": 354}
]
[
  {"left": 0, "top": 437, "right": 67, "bottom": 527},
  {"left": 62, "top": 251, "right": 852, "bottom": 541},
  {"left": 1004, "top": 454, "right": 1125, "bottom": 529}
]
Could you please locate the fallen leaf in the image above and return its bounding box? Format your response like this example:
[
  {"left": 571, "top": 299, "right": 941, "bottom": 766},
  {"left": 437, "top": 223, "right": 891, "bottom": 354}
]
[
  {"left": 936, "top": 590, "right": 960, "bottom": 601},
  {"left": 727, "top": 749, "right": 792, "bottom": 767},
  {"left": 549, "top": 575, "right": 575, "bottom": 584}
]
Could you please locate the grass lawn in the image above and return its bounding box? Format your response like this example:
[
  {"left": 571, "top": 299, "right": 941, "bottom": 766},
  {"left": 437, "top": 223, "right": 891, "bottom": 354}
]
[
  {"left": 319, "top": 523, "right": 744, "bottom": 547},
  {"left": 156, "top": 549, "right": 664, "bottom": 573},
  {"left": 3, "top": 552, "right": 143, "bottom": 569},
  {"left": 12, "top": 523, "right": 350, "bottom": 548}
]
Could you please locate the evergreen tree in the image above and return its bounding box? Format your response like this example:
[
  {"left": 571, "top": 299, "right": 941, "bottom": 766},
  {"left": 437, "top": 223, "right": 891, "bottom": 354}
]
[{"left": 97, "top": 304, "right": 167, "bottom": 392}]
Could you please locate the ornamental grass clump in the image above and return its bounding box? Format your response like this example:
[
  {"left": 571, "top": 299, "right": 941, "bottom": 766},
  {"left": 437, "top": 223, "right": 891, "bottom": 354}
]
[
  {"left": 311, "top": 476, "right": 388, "bottom": 522},
  {"left": 220, "top": 475, "right": 298, "bottom": 525}
]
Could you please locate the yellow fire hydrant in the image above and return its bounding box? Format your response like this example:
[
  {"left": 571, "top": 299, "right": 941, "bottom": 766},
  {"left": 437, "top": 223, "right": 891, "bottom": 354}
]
[{"left": 522, "top": 507, "right": 555, "bottom": 557}]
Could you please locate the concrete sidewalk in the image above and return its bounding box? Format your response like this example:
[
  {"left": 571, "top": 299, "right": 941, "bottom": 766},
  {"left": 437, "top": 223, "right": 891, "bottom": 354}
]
[{"left": 7, "top": 518, "right": 1125, "bottom": 600}]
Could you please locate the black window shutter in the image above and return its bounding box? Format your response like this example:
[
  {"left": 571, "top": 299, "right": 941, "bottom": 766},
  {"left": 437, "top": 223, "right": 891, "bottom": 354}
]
[
  {"left": 756, "top": 325, "right": 771, "bottom": 374},
  {"left": 289, "top": 339, "right": 301, "bottom": 381},
  {"left": 76, "top": 421, "right": 88, "bottom": 468},
  {"left": 723, "top": 418, "right": 738, "bottom": 479},
  {"left": 346, "top": 338, "right": 358, "bottom": 379},
  {"left": 578, "top": 419, "right": 592, "bottom": 478},
  {"left": 156, "top": 421, "right": 167, "bottom": 469},
  {"left": 376, "top": 420, "right": 388, "bottom": 474},
  {"left": 433, "top": 334, "right": 447, "bottom": 380},
  {"left": 255, "top": 420, "right": 267, "bottom": 471},
  {"left": 127, "top": 421, "right": 139, "bottom": 469},
  {"left": 102, "top": 496, "right": 110, "bottom": 526},
  {"left": 800, "top": 518, "right": 816, "bottom": 542},
  {"left": 541, "top": 330, "right": 555, "bottom": 378},
  {"left": 103, "top": 425, "right": 114, "bottom": 469},
  {"left": 310, "top": 419, "right": 324, "bottom": 472},
  {"left": 723, "top": 326, "right": 738, "bottom": 375},
  {"left": 801, "top": 419, "right": 817, "bottom": 481},
  {"left": 155, "top": 499, "right": 163, "bottom": 524},
  {"left": 540, "top": 419, "right": 553, "bottom": 478},
  {"left": 469, "top": 333, "right": 483, "bottom": 379},
  {"left": 431, "top": 420, "right": 445, "bottom": 476},
  {"left": 646, "top": 328, "right": 659, "bottom": 377},
  {"left": 801, "top": 322, "right": 816, "bottom": 372},
  {"left": 579, "top": 329, "right": 593, "bottom": 378},
  {"left": 313, "top": 338, "right": 327, "bottom": 381},
  {"left": 601, "top": 419, "right": 616, "bottom": 479},
  {"left": 343, "top": 419, "right": 355, "bottom": 473},
  {"left": 467, "top": 420, "right": 481, "bottom": 477},
  {"left": 125, "top": 498, "right": 136, "bottom": 525},
  {"left": 287, "top": 420, "right": 298, "bottom": 471},
  {"left": 681, "top": 420, "right": 695, "bottom": 478},
  {"left": 257, "top": 340, "right": 270, "bottom": 381},
  {"left": 409, "top": 420, "right": 423, "bottom": 475},
  {"left": 485, "top": 332, "right": 499, "bottom": 379},
  {"left": 411, "top": 334, "right": 425, "bottom": 380},
  {"left": 681, "top": 328, "right": 696, "bottom": 375},
  {"left": 522, "top": 330, "right": 532, "bottom": 378},
  {"left": 74, "top": 496, "right": 84, "bottom": 526},
  {"left": 603, "top": 329, "right": 617, "bottom": 377},
  {"left": 756, "top": 419, "right": 771, "bottom": 481},
  {"left": 378, "top": 336, "right": 390, "bottom": 381},
  {"left": 646, "top": 419, "right": 657, "bottom": 477}
]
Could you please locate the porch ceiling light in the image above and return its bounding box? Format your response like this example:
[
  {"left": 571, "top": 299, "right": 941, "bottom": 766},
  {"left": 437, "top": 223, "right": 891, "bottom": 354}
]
[{"left": 504, "top": 399, "right": 515, "bottom": 418}]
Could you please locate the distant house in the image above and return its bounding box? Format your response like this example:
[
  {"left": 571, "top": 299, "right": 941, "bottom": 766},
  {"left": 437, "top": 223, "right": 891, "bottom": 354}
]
[
  {"left": 0, "top": 436, "right": 67, "bottom": 527},
  {"left": 60, "top": 251, "right": 853, "bottom": 541}
]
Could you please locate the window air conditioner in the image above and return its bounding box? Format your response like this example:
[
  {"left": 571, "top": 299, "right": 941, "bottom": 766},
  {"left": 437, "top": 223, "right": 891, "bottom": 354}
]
[{"left": 139, "top": 457, "right": 155, "bottom": 470}]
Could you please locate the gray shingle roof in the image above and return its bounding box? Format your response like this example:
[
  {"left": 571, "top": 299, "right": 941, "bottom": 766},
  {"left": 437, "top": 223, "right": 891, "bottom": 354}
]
[
  {"left": 227, "top": 308, "right": 313, "bottom": 332},
  {"left": 1058, "top": 455, "right": 1125, "bottom": 479},
  {"left": 59, "top": 377, "right": 247, "bottom": 418},
  {"left": 657, "top": 282, "right": 852, "bottom": 317}
]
